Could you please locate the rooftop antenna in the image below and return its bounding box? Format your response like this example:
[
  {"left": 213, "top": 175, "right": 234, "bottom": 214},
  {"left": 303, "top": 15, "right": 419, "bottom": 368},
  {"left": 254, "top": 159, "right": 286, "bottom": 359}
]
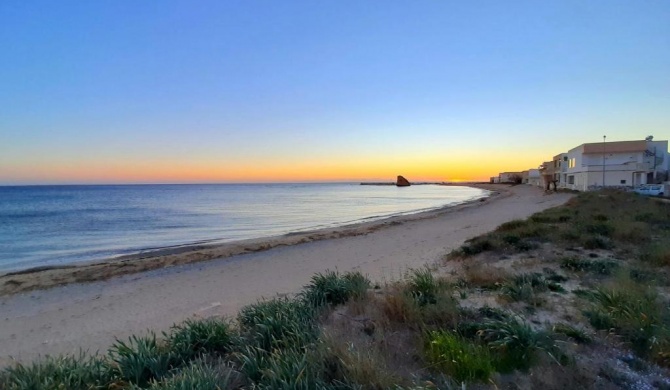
[{"left": 645, "top": 135, "right": 654, "bottom": 141}]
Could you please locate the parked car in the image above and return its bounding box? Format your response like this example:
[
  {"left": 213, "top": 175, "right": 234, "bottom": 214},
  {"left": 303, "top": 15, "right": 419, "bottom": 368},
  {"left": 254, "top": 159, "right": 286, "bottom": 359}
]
[{"left": 633, "top": 184, "right": 664, "bottom": 197}]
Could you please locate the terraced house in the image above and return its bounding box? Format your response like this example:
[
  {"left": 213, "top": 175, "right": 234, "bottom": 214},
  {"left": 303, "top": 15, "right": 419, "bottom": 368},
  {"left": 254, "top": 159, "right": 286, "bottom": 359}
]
[
  {"left": 499, "top": 137, "right": 670, "bottom": 194},
  {"left": 559, "top": 138, "right": 669, "bottom": 191}
]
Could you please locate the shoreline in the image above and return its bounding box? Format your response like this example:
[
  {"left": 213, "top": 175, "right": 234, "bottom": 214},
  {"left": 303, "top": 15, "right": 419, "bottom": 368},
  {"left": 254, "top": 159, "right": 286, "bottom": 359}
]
[
  {"left": 0, "top": 184, "right": 500, "bottom": 296},
  {"left": 0, "top": 184, "right": 573, "bottom": 365}
]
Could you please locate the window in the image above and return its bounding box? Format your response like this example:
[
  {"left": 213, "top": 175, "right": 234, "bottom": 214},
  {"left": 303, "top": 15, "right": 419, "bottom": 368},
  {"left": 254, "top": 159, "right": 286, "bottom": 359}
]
[
  {"left": 620, "top": 180, "right": 626, "bottom": 184},
  {"left": 568, "top": 176, "right": 574, "bottom": 184}
]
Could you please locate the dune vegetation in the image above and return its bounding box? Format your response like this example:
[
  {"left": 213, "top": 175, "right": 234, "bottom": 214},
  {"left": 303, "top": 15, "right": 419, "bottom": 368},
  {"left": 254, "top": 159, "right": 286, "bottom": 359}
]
[{"left": 2, "top": 190, "right": 670, "bottom": 389}]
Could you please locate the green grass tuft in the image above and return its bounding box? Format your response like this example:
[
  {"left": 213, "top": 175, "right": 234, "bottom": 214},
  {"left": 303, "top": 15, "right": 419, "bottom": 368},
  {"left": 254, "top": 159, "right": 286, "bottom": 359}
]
[
  {"left": 238, "top": 297, "right": 318, "bottom": 351},
  {"left": 560, "top": 257, "right": 618, "bottom": 275},
  {"left": 479, "top": 316, "right": 560, "bottom": 372},
  {"left": 407, "top": 268, "right": 441, "bottom": 305},
  {"left": 582, "top": 286, "right": 669, "bottom": 358},
  {"left": 426, "top": 331, "right": 495, "bottom": 382},
  {"left": 301, "top": 270, "right": 370, "bottom": 307},
  {"left": 143, "top": 359, "right": 238, "bottom": 390},
  {"left": 0, "top": 352, "right": 115, "bottom": 390},
  {"left": 167, "top": 318, "right": 234, "bottom": 361},
  {"left": 552, "top": 323, "right": 592, "bottom": 344},
  {"left": 109, "top": 333, "right": 177, "bottom": 386}
]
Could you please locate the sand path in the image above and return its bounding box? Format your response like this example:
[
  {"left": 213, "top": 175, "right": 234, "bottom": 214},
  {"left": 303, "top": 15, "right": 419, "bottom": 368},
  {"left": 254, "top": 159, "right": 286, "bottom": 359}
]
[{"left": 0, "top": 185, "right": 572, "bottom": 365}]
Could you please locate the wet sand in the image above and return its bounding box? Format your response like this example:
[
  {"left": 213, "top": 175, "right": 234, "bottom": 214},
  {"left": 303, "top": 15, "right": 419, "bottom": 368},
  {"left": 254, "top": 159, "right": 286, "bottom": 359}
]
[{"left": 0, "top": 184, "right": 573, "bottom": 366}]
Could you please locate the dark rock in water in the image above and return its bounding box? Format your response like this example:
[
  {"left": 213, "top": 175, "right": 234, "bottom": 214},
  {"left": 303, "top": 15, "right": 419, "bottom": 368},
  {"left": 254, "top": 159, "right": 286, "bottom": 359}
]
[{"left": 396, "top": 176, "right": 411, "bottom": 187}]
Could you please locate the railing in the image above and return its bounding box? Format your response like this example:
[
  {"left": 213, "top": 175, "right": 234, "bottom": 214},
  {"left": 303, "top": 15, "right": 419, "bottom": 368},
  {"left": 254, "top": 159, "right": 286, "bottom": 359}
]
[{"left": 580, "top": 162, "right": 652, "bottom": 171}]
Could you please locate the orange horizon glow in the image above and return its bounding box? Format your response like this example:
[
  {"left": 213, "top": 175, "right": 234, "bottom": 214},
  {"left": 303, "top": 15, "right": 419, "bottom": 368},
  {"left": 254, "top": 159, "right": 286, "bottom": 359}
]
[{"left": 0, "top": 152, "right": 543, "bottom": 185}]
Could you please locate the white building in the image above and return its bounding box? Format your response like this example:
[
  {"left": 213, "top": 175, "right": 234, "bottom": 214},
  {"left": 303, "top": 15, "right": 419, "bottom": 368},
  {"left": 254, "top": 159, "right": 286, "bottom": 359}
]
[
  {"left": 561, "top": 139, "right": 669, "bottom": 191},
  {"left": 526, "top": 169, "right": 541, "bottom": 187}
]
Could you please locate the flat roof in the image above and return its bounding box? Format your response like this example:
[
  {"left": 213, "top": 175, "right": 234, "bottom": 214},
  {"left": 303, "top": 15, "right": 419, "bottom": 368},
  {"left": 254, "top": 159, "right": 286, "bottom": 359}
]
[{"left": 582, "top": 140, "right": 646, "bottom": 154}]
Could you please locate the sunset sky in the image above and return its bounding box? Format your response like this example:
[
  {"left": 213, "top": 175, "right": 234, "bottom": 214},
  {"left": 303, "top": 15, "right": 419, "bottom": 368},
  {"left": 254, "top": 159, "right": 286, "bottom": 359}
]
[{"left": 1, "top": 1, "right": 669, "bottom": 184}]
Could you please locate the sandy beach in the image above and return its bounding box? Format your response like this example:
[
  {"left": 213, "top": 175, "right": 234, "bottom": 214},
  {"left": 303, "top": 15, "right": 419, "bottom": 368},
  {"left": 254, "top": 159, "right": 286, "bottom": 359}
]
[{"left": 0, "top": 184, "right": 573, "bottom": 366}]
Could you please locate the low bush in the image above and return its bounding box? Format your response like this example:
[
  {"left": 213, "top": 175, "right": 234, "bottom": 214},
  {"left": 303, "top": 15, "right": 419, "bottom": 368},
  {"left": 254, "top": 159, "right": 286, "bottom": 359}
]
[
  {"left": 581, "top": 235, "right": 612, "bottom": 249},
  {"left": 0, "top": 353, "right": 116, "bottom": 390},
  {"left": 321, "top": 339, "right": 401, "bottom": 389},
  {"left": 551, "top": 323, "right": 591, "bottom": 344},
  {"left": 238, "top": 298, "right": 318, "bottom": 351},
  {"left": 462, "top": 264, "right": 509, "bottom": 289},
  {"left": 425, "top": 331, "right": 495, "bottom": 382},
  {"left": 479, "top": 316, "right": 559, "bottom": 372},
  {"left": 109, "top": 333, "right": 176, "bottom": 386},
  {"left": 582, "top": 286, "right": 669, "bottom": 358},
  {"left": 237, "top": 345, "right": 326, "bottom": 389},
  {"left": 407, "top": 268, "right": 440, "bottom": 305},
  {"left": 497, "top": 219, "right": 527, "bottom": 231},
  {"left": 501, "top": 273, "right": 560, "bottom": 303},
  {"left": 381, "top": 287, "right": 422, "bottom": 325},
  {"left": 167, "top": 318, "right": 234, "bottom": 361},
  {"left": 301, "top": 270, "right": 371, "bottom": 307},
  {"left": 459, "top": 238, "right": 495, "bottom": 256},
  {"left": 143, "top": 359, "right": 238, "bottom": 390},
  {"left": 560, "top": 257, "right": 618, "bottom": 275},
  {"left": 584, "top": 222, "right": 614, "bottom": 237},
  {"left": 640, "top": 243, "right": 670, "bottom": 267},
  {"left": 612, "top": 221, "right": 651, "bottom": 243}
]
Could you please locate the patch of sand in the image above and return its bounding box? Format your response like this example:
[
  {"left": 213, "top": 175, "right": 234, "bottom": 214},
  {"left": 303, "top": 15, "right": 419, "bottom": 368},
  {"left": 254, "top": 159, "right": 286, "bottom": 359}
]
[{"left": 0, "top": 184, "right": 573, "bottom": 365}]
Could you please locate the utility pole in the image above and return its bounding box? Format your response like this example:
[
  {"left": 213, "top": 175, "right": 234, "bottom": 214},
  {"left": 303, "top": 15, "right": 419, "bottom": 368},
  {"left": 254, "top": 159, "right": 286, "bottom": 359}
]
[{"left": 602, "top": 135, "right": 606, "bottom": 187}]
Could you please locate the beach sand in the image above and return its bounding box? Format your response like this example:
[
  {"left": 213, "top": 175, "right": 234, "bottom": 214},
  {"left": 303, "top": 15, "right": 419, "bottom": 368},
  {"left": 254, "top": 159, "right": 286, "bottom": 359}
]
[{"left": 0, "top": 184, "right": 573, "bottom": 366}]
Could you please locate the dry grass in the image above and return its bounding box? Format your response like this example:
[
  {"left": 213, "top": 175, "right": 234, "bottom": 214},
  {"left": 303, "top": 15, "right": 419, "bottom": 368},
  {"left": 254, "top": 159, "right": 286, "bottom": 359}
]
[{"left": 463, "top": 262, "right": 510, "bottom": 289}]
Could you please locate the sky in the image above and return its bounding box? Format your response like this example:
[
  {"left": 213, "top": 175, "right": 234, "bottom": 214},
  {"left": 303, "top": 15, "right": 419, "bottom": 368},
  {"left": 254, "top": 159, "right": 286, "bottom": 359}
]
[{"left": 1, "top": 1, "right": 669, "bottom": 184}]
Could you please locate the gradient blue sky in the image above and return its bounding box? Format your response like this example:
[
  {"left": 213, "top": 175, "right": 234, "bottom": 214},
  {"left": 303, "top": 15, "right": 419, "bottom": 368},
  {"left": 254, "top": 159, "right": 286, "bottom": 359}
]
[{"left": 1, "top": 1, "right": 669, "bottom": 184}]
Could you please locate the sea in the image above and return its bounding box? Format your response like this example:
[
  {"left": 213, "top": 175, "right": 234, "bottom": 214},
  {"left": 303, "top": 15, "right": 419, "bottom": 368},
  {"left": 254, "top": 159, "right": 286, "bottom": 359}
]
[{"left": 0, "top": 183, "right": 488, "bottom": 272}]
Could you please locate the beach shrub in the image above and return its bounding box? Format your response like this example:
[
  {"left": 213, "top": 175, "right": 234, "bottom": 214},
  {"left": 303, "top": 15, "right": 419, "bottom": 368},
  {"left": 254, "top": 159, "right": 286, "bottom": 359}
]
[
  {"left": 581, "top": 235, "right": 612, "bottom": 249},
  {"left": 612, "top": 221, "right": 651, "bottom": 243},
  {"left": 584, "top": 222, "right": 614, "bottom": 237},
  {"left": 167, "top": 318, "right": 234, "bottom": 361},
  {"left": 407, "top": 268, "right": 440, "bottom": 305},
  {"left": 109, "top": 333, "right": 177, "bottom": 386},
  {"left": 459, "top": 238, "right": 495, "bottom": 256},
  {"left": 496, "top": 219, "right": 527, "bottom": 231},
  {"left": 551, "top": 323, "right": 592, "bottom": 344},
  {"left": 462, "top": 264, "right": 509, "bottom": 290},
  {"left": 500, "top": 273, "right": 561, "bottom": 303},
  {"left": 425, "top": 331, "right": 495, "bottom": 382},
  {"left": 237, "top": 344, "right": 329, "bottom": 388},
  {"left": 479, "top": 316, "right": 559, "bottom": 372},
  {"left": 381, "top": 286, "right": 422, "bottom": 325},
  {"left": 142, "top": 359, "right": 238, "bottom": 390},
  {"left": 640, "top": 242, "right": 670, "bottom": 267},
  {"left": 320, "top": 339, "right": 401, "bottom": 389},
  {"left": 560, "top": 257, "right": 618, "bottom": 275},
  {"left": 238, "top": 297, "right": 318, "bottom": 351},
  {"left": 543, "top": 268, "right": 568, "bottom": 283},
  {"left": 582, "top": 286, "right": 668, "bottom": 358},
  {"left": 0, "top": 353, "right": 116, "bottom": 390},
  {"left": 301, "top": 270, "right": 370, "bottom": 307}
]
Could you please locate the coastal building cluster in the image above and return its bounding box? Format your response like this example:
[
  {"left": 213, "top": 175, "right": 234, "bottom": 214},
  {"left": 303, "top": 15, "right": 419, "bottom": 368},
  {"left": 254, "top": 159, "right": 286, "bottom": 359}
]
[{"left": 491, "top": 136, "right": 670, "bottom": 196}]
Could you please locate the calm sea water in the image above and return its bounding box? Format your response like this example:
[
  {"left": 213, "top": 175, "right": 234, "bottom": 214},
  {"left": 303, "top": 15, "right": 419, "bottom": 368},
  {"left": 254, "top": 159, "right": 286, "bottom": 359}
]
[{"left": 0, "top": 184, "right": 487, "bottom": 272}]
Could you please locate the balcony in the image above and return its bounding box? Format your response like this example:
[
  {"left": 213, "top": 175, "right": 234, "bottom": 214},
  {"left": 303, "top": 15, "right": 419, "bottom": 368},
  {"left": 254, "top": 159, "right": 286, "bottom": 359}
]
[{"left": 582, "top": 162, "right": 652, "bottom": 172}]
